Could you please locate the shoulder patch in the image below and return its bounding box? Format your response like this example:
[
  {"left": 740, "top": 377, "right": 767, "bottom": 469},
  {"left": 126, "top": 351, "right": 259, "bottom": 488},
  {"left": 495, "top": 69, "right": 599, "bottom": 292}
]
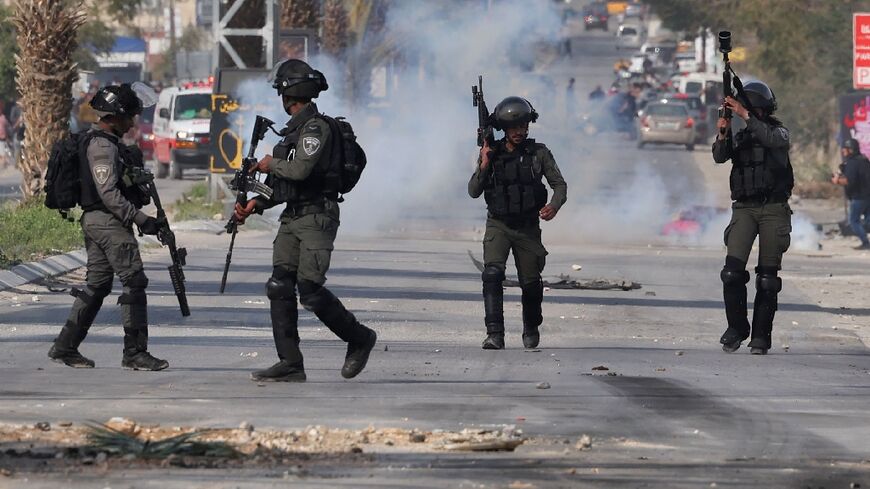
[
  {"left": 302, "top": 136, "right": 321, "bottom": 156},
  {"left": 93, "top": 164, "right": 111, "bottom": 185}
]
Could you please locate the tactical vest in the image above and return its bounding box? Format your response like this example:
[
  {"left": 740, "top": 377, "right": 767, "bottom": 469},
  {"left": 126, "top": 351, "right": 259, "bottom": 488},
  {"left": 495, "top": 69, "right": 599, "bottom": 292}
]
[
  {"left": 79, "top": 132, "right": 150, "bottom": 212},
  {"left": 484, "top": 141, "right": 548, "bottom": 220},
  {"left": 729, "top": 128, "right": 793, "bottom": 202},
  {"left": 267, "top": 115, "right": 338, "bottom": 205}
]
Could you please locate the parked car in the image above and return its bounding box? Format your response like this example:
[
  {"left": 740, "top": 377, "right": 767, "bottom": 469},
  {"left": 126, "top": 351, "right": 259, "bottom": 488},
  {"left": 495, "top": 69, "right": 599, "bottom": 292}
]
[
  {"left": 637, "top": 101, "right": 695, "bottom": 150},
  {"left": 152, "top": 86, "right": 213, "bottom": 180},
  {"left": 137, "top": 104, "right": 155, "bottom": 164},
  {"left": 660, "top": 93, "right": 708, "bottom": 143},
  {"left": 615, "top": 23, "right": 644, "bottom": 50},
  {"left": 640, "top": 41, "right": 677, "bottom": 67},
  {"left": 583, "top": 3, "right": 609, "bottom": 31},
  {"left": 673, "top": 52, "right": 699, "bottom": 73}
]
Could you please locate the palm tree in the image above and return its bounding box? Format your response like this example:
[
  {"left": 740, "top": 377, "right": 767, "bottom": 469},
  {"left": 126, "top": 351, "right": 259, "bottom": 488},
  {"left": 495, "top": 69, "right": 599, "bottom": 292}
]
[
  {"left": 281, "top": 0, "right": 320, "bottom": 29},
  {"left": 12, "top": 0, "right": 85, "bottom": 198}
]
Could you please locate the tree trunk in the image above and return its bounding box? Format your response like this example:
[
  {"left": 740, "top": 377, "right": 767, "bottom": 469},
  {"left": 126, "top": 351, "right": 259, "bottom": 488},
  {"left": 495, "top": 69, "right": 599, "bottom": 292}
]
[
  {"left": 281, "top": 0, "right": 320, "bottom": 29},
  {"left": 12, "top": 0, "right": 85, "bottom": 198}
]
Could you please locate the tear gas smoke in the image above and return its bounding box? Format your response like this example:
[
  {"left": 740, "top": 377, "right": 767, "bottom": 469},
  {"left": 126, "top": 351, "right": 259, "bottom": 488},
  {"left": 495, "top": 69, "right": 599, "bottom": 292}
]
[{"left": 227, "top": 0, "right": 820, "bottom": 250}]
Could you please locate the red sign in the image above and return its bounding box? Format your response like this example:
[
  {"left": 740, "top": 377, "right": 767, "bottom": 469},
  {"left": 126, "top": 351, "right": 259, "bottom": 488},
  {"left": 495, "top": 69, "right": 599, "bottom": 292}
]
[{"left": 855, "top": 13, "right": 870, "bottom": 89}]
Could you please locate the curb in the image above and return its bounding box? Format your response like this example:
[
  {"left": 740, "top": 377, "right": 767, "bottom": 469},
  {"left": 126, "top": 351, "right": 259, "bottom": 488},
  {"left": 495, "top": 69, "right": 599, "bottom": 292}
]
[{"left": 0, "top": 249, "right": 86, "bottom": 292}]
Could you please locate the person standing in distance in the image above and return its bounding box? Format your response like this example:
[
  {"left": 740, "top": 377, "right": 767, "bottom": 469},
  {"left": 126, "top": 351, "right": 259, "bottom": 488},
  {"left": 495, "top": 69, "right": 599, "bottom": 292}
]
[
  {"left": 49, "top": 83, "right": 169, "bottom": 371},
  {"left": 235, "top": 59, "right": 377, "bottom": 382},
  {"left": 832, "top": 138, "right": 870, "bottom": 250},
  {"left": 468, "top": 97, "right": 567, "bottom": 350},
  {"left": 713, "top": 81, "right": 793, "bottom": 355}
]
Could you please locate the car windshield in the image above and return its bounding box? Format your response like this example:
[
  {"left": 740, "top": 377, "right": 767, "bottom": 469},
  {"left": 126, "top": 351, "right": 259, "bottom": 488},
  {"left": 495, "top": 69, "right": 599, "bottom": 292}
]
[
  {"left": 173, "top": 93, "right": 212, "bottom": 120},
  {"left": 621, "top": 27, "right": 638, "bottom": 35},
  {"left": 646, "top": 104, "right": 688, "bottom": 117},
  {"left": 139, "top": 105, "right": 155, "bottom": 124},
  {"left": 685, "top": 81, "right": 703, "bottom": 93},
  {"left": 665, "top": 97, "right": 701, "bottom": 110}
]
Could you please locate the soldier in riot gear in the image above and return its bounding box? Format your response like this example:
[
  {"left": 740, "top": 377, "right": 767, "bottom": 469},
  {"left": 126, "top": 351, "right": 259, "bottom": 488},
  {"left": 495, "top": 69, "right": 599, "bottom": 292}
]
[
  {"left": 234, "top": 59, "right": 377, "bottom": 382},
  {"left": 49, "top": 83, "right": 169, "bottom": 371},
  {"left": 713, "top": 80, "right": 793, "bottom": 355},
  {"left": 468, "top": 96, "right": 567, "bottom": 350}
]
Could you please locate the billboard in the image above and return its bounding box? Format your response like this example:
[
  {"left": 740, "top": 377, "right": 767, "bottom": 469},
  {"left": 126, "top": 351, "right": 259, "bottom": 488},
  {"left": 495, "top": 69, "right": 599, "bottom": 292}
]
[
  {"left": 840, "top": 92, "right": 870, "bottom": 156},
  {"left": 854, "top": 13, "right": 870, "bottom": 89}
]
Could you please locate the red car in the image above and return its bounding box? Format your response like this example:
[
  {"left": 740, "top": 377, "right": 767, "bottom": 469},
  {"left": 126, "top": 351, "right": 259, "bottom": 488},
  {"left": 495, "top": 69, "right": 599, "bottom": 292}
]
[{"left": 137, "top": 104, "right": 155, "bottom": 163}]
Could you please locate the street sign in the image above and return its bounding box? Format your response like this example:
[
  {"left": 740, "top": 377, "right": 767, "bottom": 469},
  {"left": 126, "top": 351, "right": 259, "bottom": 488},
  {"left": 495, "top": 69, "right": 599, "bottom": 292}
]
[{"left": 854, "top": 13, "right": 870, "bottom": 89}]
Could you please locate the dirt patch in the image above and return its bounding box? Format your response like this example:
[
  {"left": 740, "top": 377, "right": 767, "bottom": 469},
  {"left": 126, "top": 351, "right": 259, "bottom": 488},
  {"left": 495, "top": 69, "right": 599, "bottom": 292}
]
[{"left": 0, "top": 420, "right": 530, "bottom": 476}]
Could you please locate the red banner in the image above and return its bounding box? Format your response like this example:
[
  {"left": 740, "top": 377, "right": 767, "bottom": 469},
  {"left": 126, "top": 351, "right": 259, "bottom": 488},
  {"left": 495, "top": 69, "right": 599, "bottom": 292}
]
[{"left": 855, "top": 13, "right": 870, "bottom": 89}]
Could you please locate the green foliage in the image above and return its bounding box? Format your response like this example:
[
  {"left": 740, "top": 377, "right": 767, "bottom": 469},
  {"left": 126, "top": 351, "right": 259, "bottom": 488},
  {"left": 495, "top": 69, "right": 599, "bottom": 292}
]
[
  {"left": 75, "top": 18, "right": 117, "bottom": 71},
  {"left": 0, "top": 6, "right": 18, "bottom": 102},
  {"left": 99, "top": 0, "right": 144, "bottom": 26},
  {"left": 171, "top": 182, "right": 223, "bottom": 222},
  {"left": 85, "top": 423, "right": 240, "bottom": 458},
  {"left": 0, "top": 197, "right": 83, "bottom": 269}
]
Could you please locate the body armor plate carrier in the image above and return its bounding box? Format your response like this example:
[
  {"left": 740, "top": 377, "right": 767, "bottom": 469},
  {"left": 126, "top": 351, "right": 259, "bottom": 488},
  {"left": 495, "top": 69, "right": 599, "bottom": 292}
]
[{"left": 484, "top": 141, "right": 548, "bottom": 219}]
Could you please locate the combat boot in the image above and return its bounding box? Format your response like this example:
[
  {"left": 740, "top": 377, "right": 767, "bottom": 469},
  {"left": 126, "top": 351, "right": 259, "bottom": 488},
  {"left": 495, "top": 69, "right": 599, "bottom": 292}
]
[
  {"left": 482, "top": 330, "right": 505, "bottom": 350},
  {"left": 720, "top": 268, "right": 751, "bottom": 353},
  {"left": 251, "top": 360, "right": 307, "bottom": 382},
  {"left": 482, "top": 265, "right": 505, "bottom": 350},
  {"left": 748, "top": 269, "right": 781, "bottom": 355},
  {"left": 122, "top": 351, "right": 169, "bottom": 371},
  {"left": 48, "top": 321, "right": 95, "bottom": 368},
  {"left": 341, "top": 329, "right": 377, "bottom": 379},
  {"left": 521, "top": 280, "right": 544, "bottom": 349}
]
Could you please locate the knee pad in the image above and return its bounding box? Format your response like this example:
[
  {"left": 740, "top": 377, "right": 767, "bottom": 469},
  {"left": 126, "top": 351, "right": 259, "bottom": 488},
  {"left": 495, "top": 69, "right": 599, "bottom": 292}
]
[
  {"left": 720, "top": 268, "right": 750, "bottom": 286},
  {"left": 755, "top": 268, "right": 782, "bottom": 293},
  {"left": 121, "top": 270, "right": 149, "bottom": 290},
  {"left": 70, "top": 284, "right": 112, "bottom": 305},
  {"left": 266, "top": 275, "right": 296, "bottom": 301},
  {"left": 482, "top": 263, "right": 506, "bottom": 283},
  {"left": 118, "top": 288, "right": 147, "bottom": 305}
]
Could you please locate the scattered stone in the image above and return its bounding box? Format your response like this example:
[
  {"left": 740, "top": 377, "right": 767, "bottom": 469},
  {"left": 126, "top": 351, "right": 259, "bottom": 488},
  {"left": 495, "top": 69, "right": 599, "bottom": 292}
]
[
  {"left": 34, "top": 421, "right": 50, "bottom": 431},
  {"left": 571, "top": 264, "right": 582, "bottom": 271},
  {"left": 95, "top": 452, "right": 108, "bottom": 464},
  {"left": 239, "top": 421, "right": 254, "bottom": 433},
  {"left": 675, "top": 351, "right": 684, "bottom": 356},
  {"left": 536, "top": 382, "right": 551, "bottom": 389},
  {"left": 384, "top": 345, "right": 389, "bottom": 352},
  {"left": 575, "top": 434, "right": 592, "bottom": 450},
  {"left": 444, "top": 439, "right": 524, "bottom": 452},
  {"left": 644, "top": 291, "right": 656, "bottom": 296},
  {"left": 0, "top": 468, "right": 11, "bottom": 477},
  {"left": 850, "top": 483, "right": 860, "bottom": 489},
  {"left": 409, "top": 433, "right": 426, "bottom": 443},
  {"left": 384, "top": 440, "right": 394, "bottom": 446},
  {"left": 655, "top": 368, "right": 666, "bottom": 372},
  {"left": 434, "top": 349, "right": 441, "bottom": 353},
  {"left": 350, "top": 446, "right": 363, "bottom": 453},
  {"left": 591, "top": 365, "right": 609, "bottom": 371},
  {"left": 31, "top": 295, "right": 40, "bottom": 302},
  {"left": 606, "top": 372, "right": 618, "bottom": 376},
  {"left": 791, "top": 321, "right": 799, "bottom": 326},
  {"left": 240, "top": 352, "right": 258, "bottom": 358},
  {"left": 105, "top": 417, "right": 140, "bottom": 436},
  {"left": 57, "top": 421, "right": 72, "bottom": 427},
  {"left": 524, "top": 349, "right": 542, "bottom": 353},
  {"left": 122, "top": 453, "right": 136, "bottom": 461}
]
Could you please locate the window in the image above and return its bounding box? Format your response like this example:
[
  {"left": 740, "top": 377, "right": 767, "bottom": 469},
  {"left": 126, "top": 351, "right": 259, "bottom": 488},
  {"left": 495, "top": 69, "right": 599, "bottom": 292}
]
[
  {"left": 173, "top": 94, "right": 212, "bottom": 120},
  {"left": 646, "top": 104, "right": 688, "bottom": 117}
]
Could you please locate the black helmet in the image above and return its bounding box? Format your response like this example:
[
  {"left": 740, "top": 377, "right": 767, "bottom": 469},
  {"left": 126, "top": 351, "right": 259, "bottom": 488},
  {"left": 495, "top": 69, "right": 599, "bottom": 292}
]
[
  {"left": 90, "top": 84, "right": 143, "bottom": 116},
  {"left": 742, "top": 81, "right": 777, "bottom": 113},
  {"left": 843, "top": 138, "right": 861, "bottom": 154},
  {"left": 268, "top": 59, "right": 328, "bottom": 99},
  {"left": 491, "top": 96, "right": 538, "bottom": 130}
]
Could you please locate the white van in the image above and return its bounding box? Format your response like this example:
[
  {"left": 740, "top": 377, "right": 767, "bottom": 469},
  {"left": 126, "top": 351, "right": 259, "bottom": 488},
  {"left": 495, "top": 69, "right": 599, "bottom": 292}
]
[
  {"left": 615, "top": 23, "right": 644, "bottom": 50},
  {"left": 676, "top": 72, "right": 723, "bottom": 105},
  {"left": 152, "top": 86, "right": 213, "bottom": 179}
]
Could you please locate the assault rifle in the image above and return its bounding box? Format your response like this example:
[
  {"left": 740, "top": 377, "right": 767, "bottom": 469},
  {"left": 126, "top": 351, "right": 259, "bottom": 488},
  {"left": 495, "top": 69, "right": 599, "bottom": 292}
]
[
  {"left": 126, "top": 164, "right": 190, "bottom": 317},
  {"left": 471, "top": 75, "right": 495, "bottom": 148},
  {"left": 219, "top": 115, "right": 276, "bottom": 294}
]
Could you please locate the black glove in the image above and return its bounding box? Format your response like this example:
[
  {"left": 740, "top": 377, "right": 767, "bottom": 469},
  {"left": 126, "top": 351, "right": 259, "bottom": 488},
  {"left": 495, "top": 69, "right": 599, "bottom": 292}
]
[{"left": 139, "top": 216, "right": 161, "bottom": 236}]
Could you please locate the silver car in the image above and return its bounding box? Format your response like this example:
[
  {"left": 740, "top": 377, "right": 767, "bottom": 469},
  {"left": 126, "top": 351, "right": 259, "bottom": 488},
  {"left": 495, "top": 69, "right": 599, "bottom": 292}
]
[{"left": 637, "top": 101, "right": 695, "bottom": 151}]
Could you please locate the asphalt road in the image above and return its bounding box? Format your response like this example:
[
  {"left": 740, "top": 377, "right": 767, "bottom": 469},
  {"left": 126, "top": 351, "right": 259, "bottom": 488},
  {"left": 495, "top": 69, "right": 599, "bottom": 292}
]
[{"left": 1, "top": 18, "right": 869, "bottom": 489}]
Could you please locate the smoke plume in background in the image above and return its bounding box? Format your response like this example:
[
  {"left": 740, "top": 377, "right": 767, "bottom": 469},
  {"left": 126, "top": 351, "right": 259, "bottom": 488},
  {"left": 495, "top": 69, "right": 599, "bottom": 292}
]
[{"left": 230, "top": 0, "right": 820, "bottom": 250}]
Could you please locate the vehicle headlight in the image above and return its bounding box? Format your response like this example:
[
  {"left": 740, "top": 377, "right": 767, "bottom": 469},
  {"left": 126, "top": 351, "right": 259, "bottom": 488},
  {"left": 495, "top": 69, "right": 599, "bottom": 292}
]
[{"left": 176, "top": 131, "right": 192, "bottom": 140}]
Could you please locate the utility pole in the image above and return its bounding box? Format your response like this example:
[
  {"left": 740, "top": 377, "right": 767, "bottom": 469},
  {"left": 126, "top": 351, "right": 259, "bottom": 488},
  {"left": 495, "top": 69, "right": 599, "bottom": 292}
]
[{"left": 169, "top": 0, "right": 177, "bottom": 81}]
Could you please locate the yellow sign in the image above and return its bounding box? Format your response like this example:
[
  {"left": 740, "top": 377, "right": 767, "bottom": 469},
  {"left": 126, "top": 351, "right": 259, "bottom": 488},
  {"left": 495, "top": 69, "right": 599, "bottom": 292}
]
[
  {"left": 730, "top": 47, "right": 747, "bottom": 62},
  {"left": 607, "top": 1, "right": 628, "bottom": 14}
]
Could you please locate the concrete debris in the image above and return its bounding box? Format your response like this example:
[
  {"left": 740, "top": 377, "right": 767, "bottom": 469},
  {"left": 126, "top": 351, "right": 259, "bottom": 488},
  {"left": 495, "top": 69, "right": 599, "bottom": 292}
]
[
  {"left": 239, "top": 421, "right": 254, "bottom": 433},
  {"left": 571, "top": 264, "right": 582, "bottom": 271},
  {"left": 591, "top": 365, "right": 609, "bottom": 371},
  {"left": 443, "top": 439, "right": 524, "bottom": 452},
  {"left": 31, "top": 295, "right": 40, "bottom": 302},
  {"left": 536, "top": 382, "right": 551, "bottom": 389},
  {"left": 105, "top": 417, "right": 140, "bottom": 436},
  {"left": 675, "top": 351, "right": 684, "bottom": 356},
  {"left": 468, "top": 251, "right": 640, "bottom": 291},
  {"left": 575, "top": 434, "right": 592, "bottom": 450},
  {"left": 34, "top": 422, "right": 50, "bottom": 431},
  {"left": 409, "top": 433, "right": 426, "bottom": 443}
]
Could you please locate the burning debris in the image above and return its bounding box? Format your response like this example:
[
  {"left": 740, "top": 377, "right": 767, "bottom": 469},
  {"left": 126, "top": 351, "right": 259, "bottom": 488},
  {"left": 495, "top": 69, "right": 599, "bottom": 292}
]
[{"left": 468, "top": 251, "right": 640, "bottom": 291}]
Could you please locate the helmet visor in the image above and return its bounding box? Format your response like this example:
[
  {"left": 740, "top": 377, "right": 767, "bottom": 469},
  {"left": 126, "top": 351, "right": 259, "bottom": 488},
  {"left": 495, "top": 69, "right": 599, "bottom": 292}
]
[
  {"left": 131, "top": 82, "right": 158, "bottom": 108},
  {"left": 268, "top": 59, "right": 288, "bottom": 87}
]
